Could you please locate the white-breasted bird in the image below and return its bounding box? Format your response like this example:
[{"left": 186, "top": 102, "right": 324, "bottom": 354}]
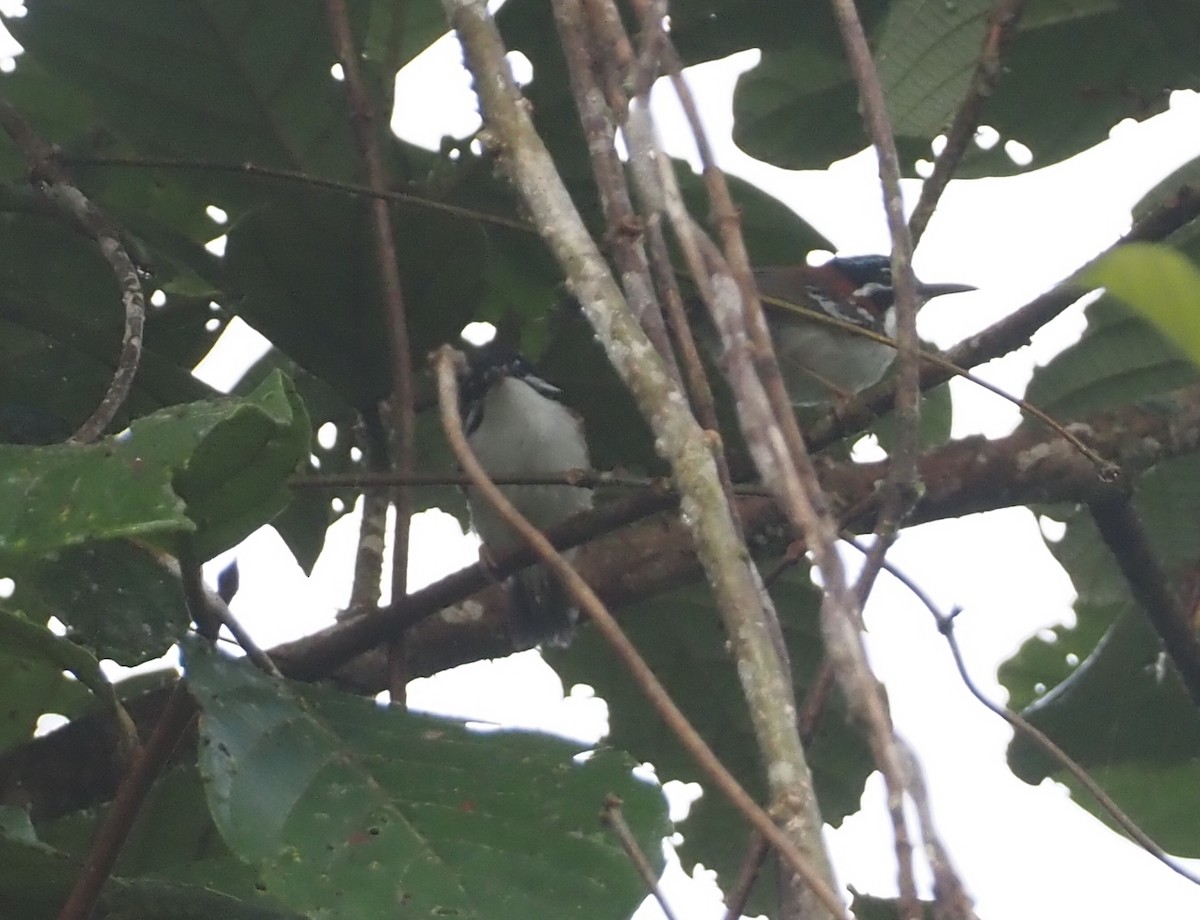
[{"left": 461, "top": 340, "right": 593, "bottom": 648}]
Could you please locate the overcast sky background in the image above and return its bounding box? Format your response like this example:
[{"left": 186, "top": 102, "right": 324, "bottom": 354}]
[{"left": 5, "top": 10, "right": 1199, "bottom": 917}]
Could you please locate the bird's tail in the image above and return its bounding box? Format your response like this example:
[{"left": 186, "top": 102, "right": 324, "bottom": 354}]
[{"left": 506, "top": 559, "right": 578, "bottom": 650}]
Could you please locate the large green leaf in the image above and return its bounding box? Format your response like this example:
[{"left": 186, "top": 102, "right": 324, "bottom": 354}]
[
  {"left": 224, "top": 191, "right": 486, "bottom": 412},
  {"left": 1024, "top": 298, "right": 1199, "bottom": 421},
  {"left": 0, "top": 372, "right": 309, "bottom": 560},
  {"left": 185, "top": 642, "right": 670, "bottom": 919},
  {"left": 1002, "top": 455, "right": 1200, "bottom": 855},
  {"left": 4, "top": 0, "right": 365, "bottom": 179},
  {"left": 545, "top": 569, "right": 871, "bottom": 916},
  {"left": 733, "top": 0, "right": 1200, "bottom": 176},
  {"left": 38, "top": 766, "right": 277, "bottom": 905}
]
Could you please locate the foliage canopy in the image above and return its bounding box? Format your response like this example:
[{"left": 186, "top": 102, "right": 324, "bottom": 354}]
[{"left": 1, "top": 0, "right": 1199, "bottom": 917}]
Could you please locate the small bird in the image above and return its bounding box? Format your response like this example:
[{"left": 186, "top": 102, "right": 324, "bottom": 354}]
[
  {"left": 461, "top": 340, "right": 593, "bottom": 649},
  {"left": 747, "top": 255, "right": 975, "bottom": 406}
]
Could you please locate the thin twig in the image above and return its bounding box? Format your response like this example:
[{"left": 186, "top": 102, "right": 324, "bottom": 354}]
[
  {"left": 59, "top": 153, "right": 535, "bottom": 233},
  {"left": 619, "top": 5, "right": 746, "bottom": 540},
  {"left": 175, "top": 542, "right": 283, "bottom": 679},
  {"left": 809, "top": 2, "right": 935, "bottom": 877},
  {"left": 601, "top": 797, "right": 680, "bottom": 920},
  {"left": 289, "top": 469, "right": 687, "bottom": 491},
  {"left": 940, "top": 610, "right": 1200, "bottom": 888},
  {"left": 0, "top": 95, "right": 145, "bottom": 444},
  {"left": 864, "top": 551, "right": 1200, "bottom": 891},
  {"left": 434, "top": 345, "right": 849, "bottom": 919},
  {"left": 908, "top": 0, "right": 1028, "bottom": 246},
  {"left": 322, "top": 0, "right": 416, "bottom": 705},
  {"left": 721, "top": 833, "right": 771, "bottom": 920},
  {"left": 829, "top": 0, "right": 923, "bottom": 572},
  {"left": 765, "top": 294, "right": 1113, "bottom": 474}
]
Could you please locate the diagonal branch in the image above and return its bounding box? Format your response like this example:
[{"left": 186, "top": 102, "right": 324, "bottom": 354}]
[
  {"left": 1089, "top": 495, "right": 1200, "bottom": 707},
  {"left": 434, "top": 346, "right": 849, "bottom": 919},
  {"left": 908, "top": 0, "right": 1028, "bottom": 246}
]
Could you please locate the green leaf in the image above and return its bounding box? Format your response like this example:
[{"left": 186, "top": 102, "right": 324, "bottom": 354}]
[
  {"left": 224, "top": 192, "right": 485, "bottom": 412},
  {"left": 0, "top": 834, "right": 305, "bottom": 920},
  {"left": 1083, "top": 243, "right": 1200, "bottom": 367},
  {"left": 39, "top": 766, "right": 275, "bottom": 904},
  {"left": 545, "top": 570, "right": 871, "bottom": 916},
  {"left": 172, "top": 374, "right": 312, "bottom": 559},
  {"left": 4, "top": 0, "right": 365, "bottom": 180},
  {"left": 1002, "top": 455, "right": 1200, "bottom": 855},
  {"left": 0, "top": 642, "right": 93, "bottom": 757},
  {"left": 733, "top": 0, "right": 1200, "bottom": 176},
  {"left": 184, "top": 642, "right": 669, "bottom": 919},
  {"left": 0, "top": 372, "right": 309, "bottom": 560},
  {"left": 4, "top": 541, "right": 189, "bottom": 666},
  {"left": 1024, "top": 297, "right": 1199, "bottom": 421}
]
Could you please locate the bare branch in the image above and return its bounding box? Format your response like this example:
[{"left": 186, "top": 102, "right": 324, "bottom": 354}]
[
  {"left": 441, "top": 0, "right": 842, "bottom": 907},
  {"left": 322, "top": 0, "right": 416, "bottom": 703}
]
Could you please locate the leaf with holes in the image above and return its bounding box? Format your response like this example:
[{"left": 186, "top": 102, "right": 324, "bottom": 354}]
[
  {"left": 0, "top": 372, "right": 308, "bottom": 561},
  {"left": 185, "top": 642, "right": 670, "bottom": 920}
]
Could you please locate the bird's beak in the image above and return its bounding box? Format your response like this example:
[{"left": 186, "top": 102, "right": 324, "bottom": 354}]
[{"left": 918, "top": 281, "right": 977, "bottom": 299}]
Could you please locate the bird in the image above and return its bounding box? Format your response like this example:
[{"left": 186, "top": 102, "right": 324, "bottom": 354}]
[
  {"left": 460, "top": 340, "right": 593, "bottom": 649},
  {"left": 732, "top": 255, "right": 976, "bottom": 407}
]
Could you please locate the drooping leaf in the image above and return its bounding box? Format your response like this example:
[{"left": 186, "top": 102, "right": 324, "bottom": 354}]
[
  {"left": 0, "top": 834, "right": 304, "bottom": 920},
  {"left": 185, "top": 642, "right": 670, "bottom": 920},
  {"left": 38, "top": 766, "right": 275, "bottom": 905}
]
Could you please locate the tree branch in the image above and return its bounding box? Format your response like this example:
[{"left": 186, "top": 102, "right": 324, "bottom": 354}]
[
  {"left": 0, "top": 95, "right": 145, "bottom": 444},
  {"left": 908, "top": 0, "right": 1028, "bottom": 246},
  {"left": 322, "top": 0, "right": 416, "bottom": 702},
  {"left": 1089, "top": 495, "right": 1200, "bottom": 707}
]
